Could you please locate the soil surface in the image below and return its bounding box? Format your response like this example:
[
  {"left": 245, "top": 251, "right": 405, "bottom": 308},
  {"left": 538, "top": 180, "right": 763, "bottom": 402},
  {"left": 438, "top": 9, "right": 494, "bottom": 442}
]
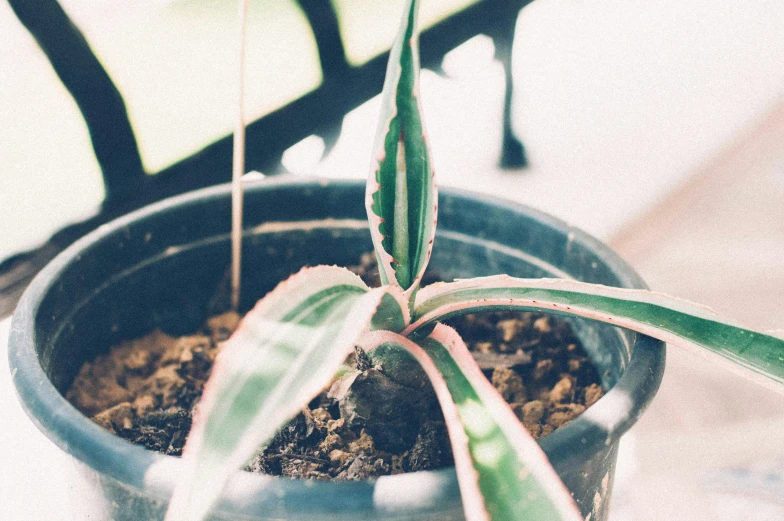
[{"left": 67, "top": 257, "right": 605, "bottom": 480}]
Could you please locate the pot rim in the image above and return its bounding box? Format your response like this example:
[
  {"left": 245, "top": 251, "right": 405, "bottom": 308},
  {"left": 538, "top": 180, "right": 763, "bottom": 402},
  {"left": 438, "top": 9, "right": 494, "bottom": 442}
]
[{"left": 8, "top": 176, "right": 665, "bottom": 517}]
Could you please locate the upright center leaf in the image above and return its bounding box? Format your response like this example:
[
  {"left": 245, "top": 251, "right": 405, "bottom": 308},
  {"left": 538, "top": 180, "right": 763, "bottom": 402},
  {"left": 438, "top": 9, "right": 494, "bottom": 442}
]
[{"left": 366, "top": 0, "right": 436, "bottom": 301}]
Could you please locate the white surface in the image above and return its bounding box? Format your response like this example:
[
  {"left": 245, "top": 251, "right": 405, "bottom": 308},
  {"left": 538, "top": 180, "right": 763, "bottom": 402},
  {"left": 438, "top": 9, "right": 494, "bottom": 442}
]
[{"left": 0, "top": 318, "right": 75, "bottom": 520}]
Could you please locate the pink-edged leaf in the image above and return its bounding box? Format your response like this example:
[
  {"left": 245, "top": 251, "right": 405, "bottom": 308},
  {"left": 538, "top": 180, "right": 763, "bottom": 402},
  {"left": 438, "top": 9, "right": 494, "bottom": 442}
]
[
  {"left": 366, "top": 0, "right": 437, "bottom": 301},
  {"left": 165, "top": 267, "right": 407, "bottom": 521},
  {"left": 358, "top": 326, "right": 582, "bottom": 521},
  {"left": 370, "top": 284, "right": 411, "bottom": 332},
  {"left": 410, "top": 277, "right": 784, "bottom": 392}
]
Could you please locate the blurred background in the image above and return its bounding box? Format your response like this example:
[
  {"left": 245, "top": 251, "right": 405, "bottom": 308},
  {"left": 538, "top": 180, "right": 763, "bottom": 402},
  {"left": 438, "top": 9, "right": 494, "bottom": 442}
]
[{"left": 1, "top": 0, "right": 783, "bottom": 519}]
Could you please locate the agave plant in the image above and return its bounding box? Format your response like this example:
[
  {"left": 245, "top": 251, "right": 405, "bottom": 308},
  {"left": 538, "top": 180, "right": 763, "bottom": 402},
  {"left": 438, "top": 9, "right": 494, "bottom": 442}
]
[{"left": 164, "top": 1, "right": 784, "bottom": 520}]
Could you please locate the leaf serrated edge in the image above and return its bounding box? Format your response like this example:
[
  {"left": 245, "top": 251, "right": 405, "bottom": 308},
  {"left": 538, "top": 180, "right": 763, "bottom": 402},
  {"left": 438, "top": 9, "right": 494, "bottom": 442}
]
[{"left": 409, "top": 277, "right": 784, "bottom": 393}]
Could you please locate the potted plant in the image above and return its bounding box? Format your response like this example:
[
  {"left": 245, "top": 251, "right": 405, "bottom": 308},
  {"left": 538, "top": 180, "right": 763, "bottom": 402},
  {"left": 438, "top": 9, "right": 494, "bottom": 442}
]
[{"left": 8, "top": 1, "right": 783, "bottom": 521}]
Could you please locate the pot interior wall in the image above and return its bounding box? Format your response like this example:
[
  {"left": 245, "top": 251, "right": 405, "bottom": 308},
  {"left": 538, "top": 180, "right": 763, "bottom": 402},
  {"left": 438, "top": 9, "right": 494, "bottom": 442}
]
[{"left": 38, "top": 226, "right": 630, "bottom": 398}]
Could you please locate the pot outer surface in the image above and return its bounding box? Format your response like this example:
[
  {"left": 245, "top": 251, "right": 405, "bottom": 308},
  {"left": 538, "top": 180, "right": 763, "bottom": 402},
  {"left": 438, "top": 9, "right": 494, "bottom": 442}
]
[{"left": 9, "top": 178, "right": 664, "bottom": 521}]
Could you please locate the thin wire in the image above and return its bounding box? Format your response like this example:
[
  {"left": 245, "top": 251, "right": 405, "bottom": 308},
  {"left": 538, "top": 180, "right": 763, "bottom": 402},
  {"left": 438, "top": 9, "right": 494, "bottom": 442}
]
[{"left": 231, "top": 0, "right": 249, "bottom": 311}]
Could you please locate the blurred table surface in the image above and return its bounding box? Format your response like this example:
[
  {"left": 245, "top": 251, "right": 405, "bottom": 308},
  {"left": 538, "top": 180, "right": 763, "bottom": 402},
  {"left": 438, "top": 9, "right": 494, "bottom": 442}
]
[{"left": 606, "top": 99, "right": 784, "bottom": 521}]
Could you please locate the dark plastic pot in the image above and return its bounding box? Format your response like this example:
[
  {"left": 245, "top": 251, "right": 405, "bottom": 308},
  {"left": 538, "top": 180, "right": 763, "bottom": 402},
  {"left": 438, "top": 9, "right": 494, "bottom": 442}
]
[{"left": 9, "top": 177, "right": 664, "bottom": 521}]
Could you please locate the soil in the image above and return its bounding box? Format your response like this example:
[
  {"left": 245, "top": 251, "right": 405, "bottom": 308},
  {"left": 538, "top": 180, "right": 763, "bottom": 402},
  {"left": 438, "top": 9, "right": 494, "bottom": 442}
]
[{"left": 66, "top": 255, "right": 605, "bottom": 481}]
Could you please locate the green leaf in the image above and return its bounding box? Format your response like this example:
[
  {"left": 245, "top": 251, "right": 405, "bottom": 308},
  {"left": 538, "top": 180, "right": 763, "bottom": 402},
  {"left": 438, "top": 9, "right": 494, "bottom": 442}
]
[
  {"left": 366, "top": 0, "right": 437, "bottom": 300},
  {"left": 410, "top": 277, "right": 784, "bottom": 391},
  {"left": 358, "top": 327, "right": 582, "bottom": 521},
  {"left": 370, "top": 289, "right": 411, "bottom": 332},
  {"left": 165, "top": 267, "right": 404, "bottom": 521}
]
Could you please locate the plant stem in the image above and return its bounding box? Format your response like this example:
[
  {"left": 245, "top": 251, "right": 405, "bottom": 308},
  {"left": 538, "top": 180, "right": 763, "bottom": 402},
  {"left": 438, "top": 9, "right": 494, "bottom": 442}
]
[{"left": 231, "top": 0, "right": 249, "bottom": 311}]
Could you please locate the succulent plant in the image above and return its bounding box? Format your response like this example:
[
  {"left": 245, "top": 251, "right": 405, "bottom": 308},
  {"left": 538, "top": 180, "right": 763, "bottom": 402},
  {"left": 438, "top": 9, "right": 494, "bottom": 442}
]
[{"left": 164, "top": 2, "right": 784, "bottom": 520}]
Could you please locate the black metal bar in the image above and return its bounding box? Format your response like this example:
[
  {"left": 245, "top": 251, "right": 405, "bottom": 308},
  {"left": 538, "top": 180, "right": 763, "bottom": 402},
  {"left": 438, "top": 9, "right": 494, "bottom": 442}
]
[
  {"left": 149, "top": 0, "right": 534, "bottom": 199},
  {"left": 8, "top": 0, "right": 146, "bottom": 201},
  {"left": 492, "top": 11, "right": 528, "bottom": 169},
  {"left": 297, "top": 0, "right": 351, "bottom": 81}
]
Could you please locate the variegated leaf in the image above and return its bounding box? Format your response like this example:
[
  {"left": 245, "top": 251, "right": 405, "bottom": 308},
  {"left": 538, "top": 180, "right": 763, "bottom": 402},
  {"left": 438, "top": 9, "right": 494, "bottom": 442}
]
[
  {"left": 366, "top": 0, "right": 437, "bottom": 301},
  {"left": 165, "top": 267, "right": 408, "bottom": 521},
  {"left": 409, "top": 277, "right": 784, "bottom": 391},
  {"left": 359, "top": 326, "right": 582, "bottom": 521}
]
